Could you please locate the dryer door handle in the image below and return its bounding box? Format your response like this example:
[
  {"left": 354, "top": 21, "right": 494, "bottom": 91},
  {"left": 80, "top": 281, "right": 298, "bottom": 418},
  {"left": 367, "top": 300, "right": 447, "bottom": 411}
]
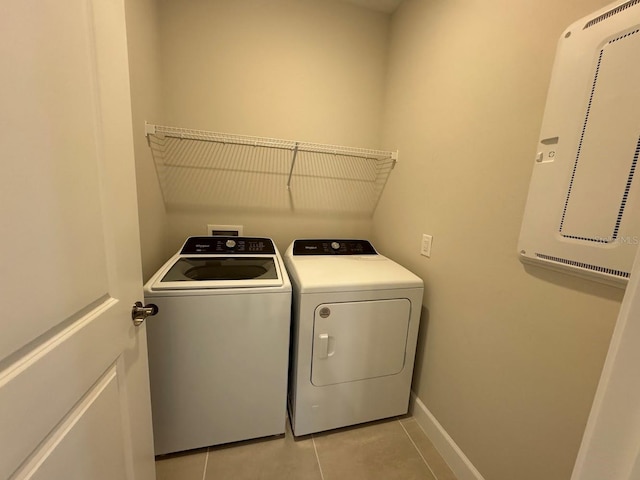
[{"left": 317, "top": 333, "right": 335, "bottom": 359}]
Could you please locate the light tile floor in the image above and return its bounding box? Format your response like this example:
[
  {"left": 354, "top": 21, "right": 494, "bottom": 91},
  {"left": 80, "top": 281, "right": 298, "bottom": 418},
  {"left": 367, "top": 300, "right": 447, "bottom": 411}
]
[{"left": 155, "top": 416, "right": 458, "bottom": 480}]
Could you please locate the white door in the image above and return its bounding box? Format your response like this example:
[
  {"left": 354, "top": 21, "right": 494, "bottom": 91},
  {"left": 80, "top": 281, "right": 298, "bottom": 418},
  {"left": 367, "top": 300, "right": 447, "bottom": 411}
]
[
  {"left": 311, "top": 299, "right": 411, "bottom": 386},
  {"left": 0, "top": 1, "right": 155, "bottom": 479},
  {"left": 571, "top": 246, "right": 640, "bottom": 480}
]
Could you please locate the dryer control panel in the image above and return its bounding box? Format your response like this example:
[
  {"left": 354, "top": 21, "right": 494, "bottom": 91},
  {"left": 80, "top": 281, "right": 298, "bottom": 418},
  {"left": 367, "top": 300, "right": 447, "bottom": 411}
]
[
  {"left": 181, "top": 236, "right": 276, "bottom": 254},
  {"left": 292, "top": 239, "right": 377, "bottom": 255}
]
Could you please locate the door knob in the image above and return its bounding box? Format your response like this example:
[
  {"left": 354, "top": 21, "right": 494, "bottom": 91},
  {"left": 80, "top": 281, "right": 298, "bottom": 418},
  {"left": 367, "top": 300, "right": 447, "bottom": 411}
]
[{"left": 131, "top": 301, "right": 158, "bottom": 326}]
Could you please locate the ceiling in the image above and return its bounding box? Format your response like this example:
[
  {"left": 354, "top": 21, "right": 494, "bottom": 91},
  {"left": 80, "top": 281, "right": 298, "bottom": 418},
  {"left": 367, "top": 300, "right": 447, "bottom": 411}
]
[{"left": 338, "top": 0, "right": 404, "bottom": 14}]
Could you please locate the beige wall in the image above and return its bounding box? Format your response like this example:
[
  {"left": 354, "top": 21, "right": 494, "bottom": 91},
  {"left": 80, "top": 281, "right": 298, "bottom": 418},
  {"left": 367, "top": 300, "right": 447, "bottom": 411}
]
[
  {"left": 373, "top": 1, "right": 624, "bottom": 479},
  {"left": 125, "top": 0, "right": 170, "bottom": 280},
  {"left": 156, "top": 0, "right": 390, "bottom": 253}
]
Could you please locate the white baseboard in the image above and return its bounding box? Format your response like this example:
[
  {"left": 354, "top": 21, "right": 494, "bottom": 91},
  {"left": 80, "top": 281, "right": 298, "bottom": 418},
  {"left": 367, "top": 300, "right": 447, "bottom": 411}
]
[{"left": 410, "top": 392, "right": 485, "bottom": 480}]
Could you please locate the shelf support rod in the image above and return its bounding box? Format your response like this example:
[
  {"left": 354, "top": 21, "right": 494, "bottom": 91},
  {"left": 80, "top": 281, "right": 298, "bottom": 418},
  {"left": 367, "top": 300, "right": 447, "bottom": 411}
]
[{"left": 286, "top": 142, "right": 300, "bottom": 189}]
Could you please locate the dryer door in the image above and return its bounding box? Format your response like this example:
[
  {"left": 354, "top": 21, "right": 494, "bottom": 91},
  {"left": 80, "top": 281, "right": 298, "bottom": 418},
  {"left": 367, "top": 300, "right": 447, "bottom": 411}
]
[{"left": 311, "top": 299, "right": 411, "bottom": 386}]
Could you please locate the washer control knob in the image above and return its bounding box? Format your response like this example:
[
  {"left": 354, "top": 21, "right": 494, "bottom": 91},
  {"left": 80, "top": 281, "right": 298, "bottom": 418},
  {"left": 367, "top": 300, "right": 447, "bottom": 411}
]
[
  {"left": 330, "top": 241, "right": 341, "bottom": 250},
  {"left": 225, "top": 239, "right": 237, "bottom": 249}
]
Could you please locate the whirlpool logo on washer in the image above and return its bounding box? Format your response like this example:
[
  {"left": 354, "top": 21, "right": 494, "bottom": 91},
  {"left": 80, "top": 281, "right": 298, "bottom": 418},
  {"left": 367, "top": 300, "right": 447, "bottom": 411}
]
[{"left": 319, "top": 307, "right": 331, "bottom": 318}]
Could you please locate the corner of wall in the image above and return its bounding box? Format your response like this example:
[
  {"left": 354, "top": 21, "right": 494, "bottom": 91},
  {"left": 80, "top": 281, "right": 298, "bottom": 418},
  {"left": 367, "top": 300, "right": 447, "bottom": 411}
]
[
  {"left": 124, "top": 0, "right": 170, "bottom": 281},
  {"left": 410, "top": 392, "right": 485, "bottom": 480}
]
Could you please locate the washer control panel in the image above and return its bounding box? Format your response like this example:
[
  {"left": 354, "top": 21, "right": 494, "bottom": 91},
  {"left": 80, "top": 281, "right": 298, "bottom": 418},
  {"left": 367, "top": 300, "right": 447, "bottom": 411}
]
[
  {"left": 292, "top": 239, "right": 377, "bottom": 255},
  {"left": 181, "top": 236, "right": 276, "bottom": 254}
]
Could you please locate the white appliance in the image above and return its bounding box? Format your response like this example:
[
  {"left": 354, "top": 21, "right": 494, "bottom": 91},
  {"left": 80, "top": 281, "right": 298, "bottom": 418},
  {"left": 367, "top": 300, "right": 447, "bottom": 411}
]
[
  {"left": 284, "top": 239, "right": 424, "bottom": 436},
  {"left": 144, "top": 236, "right": 291, "bottom": 455},
  {"left": 518, "top": 0, "right": 640, "bottom": 286}
]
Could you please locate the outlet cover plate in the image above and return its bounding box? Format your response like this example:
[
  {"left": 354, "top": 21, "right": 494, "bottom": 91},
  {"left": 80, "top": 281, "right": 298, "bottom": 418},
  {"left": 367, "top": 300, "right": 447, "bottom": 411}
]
[{"left": 421, "top": 234, "right": 432, "bottom": 258}]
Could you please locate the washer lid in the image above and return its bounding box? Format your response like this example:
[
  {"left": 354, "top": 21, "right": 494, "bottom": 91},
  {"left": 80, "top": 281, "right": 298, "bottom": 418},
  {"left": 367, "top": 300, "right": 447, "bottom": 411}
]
[
  {"left": 149, "top": 255, "right": 283, "bottom": 290},
  {"left": 150, "top": 256, "right": 283, "bottom": 290},
  {"left": 147, "top": 236, "right": 286, "bottom": 290}
]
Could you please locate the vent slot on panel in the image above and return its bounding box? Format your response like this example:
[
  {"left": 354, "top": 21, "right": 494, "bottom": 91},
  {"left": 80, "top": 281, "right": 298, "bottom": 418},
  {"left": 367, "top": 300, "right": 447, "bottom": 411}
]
[
  {"left": 536, "top": 253, "right": 630, "bottom": 279},
  {"left": 584, "top": 0, "right": 640, "bottom": 29}
]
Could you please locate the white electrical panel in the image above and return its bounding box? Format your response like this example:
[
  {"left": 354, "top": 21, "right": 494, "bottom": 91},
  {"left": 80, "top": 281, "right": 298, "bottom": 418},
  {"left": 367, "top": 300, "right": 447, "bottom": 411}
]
[{"left": 518, "top": 0, "right": 640, "bottom": 287}]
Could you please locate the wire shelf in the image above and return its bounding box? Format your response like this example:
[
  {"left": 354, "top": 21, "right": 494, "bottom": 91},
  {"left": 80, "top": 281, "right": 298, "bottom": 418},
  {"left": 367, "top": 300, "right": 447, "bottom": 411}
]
[{"left": 145, "top": 123, "right": 397, "bottom": 216}]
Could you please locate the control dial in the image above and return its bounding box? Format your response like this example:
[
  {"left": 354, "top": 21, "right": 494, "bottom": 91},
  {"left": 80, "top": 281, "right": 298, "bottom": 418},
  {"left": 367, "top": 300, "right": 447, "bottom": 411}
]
[
  {"left": 330, "top": 241, "right": 341, "bottom": 250},
  {"left": 225, "top": 239, "right": 237, "bottom": 249}
]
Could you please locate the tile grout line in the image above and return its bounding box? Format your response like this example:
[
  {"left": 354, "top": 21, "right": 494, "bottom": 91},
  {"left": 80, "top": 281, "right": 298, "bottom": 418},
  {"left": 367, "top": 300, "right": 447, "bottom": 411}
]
[
  {"left": 201, "top": 447, "right": 210, "bottom": 480},
  {"left": 398, "top": 419, "right": 439, "bottom": 480},
  {"left": 311, "top": 434, "right": 326, "bottom": 480}
]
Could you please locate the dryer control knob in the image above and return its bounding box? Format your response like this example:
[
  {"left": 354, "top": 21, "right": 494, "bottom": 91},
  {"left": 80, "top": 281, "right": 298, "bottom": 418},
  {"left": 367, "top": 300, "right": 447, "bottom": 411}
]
[
  {"left": 226, "top": 239, "right": 237, "bottom": 249},
  {"left": 331, "top": 241, "right": 341, "bottom": 250}
]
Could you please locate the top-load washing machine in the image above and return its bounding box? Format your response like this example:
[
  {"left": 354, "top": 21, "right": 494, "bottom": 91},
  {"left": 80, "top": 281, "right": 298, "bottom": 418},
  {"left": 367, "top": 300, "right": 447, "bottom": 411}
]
[
  {"left": 284, "top": 239, "right": 424, "bottom": 436},
  {"left": 144, "top": 236, "right": 291, "bottom": 455}
]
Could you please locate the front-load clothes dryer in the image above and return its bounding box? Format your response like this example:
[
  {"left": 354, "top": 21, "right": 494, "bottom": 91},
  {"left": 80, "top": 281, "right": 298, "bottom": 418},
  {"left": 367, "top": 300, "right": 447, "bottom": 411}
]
[
  {"left": 144, "top": 236, "right": 291, "bottom": 455},
  {"left": 284, "top": 239, "right": 424, "bottom": 436}
]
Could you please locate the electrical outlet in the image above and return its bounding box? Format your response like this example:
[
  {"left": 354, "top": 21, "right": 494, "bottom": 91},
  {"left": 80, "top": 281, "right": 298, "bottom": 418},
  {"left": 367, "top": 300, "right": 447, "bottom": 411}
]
[{"left": 421, "top": 234, "right": 433, "bottom": 258}]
